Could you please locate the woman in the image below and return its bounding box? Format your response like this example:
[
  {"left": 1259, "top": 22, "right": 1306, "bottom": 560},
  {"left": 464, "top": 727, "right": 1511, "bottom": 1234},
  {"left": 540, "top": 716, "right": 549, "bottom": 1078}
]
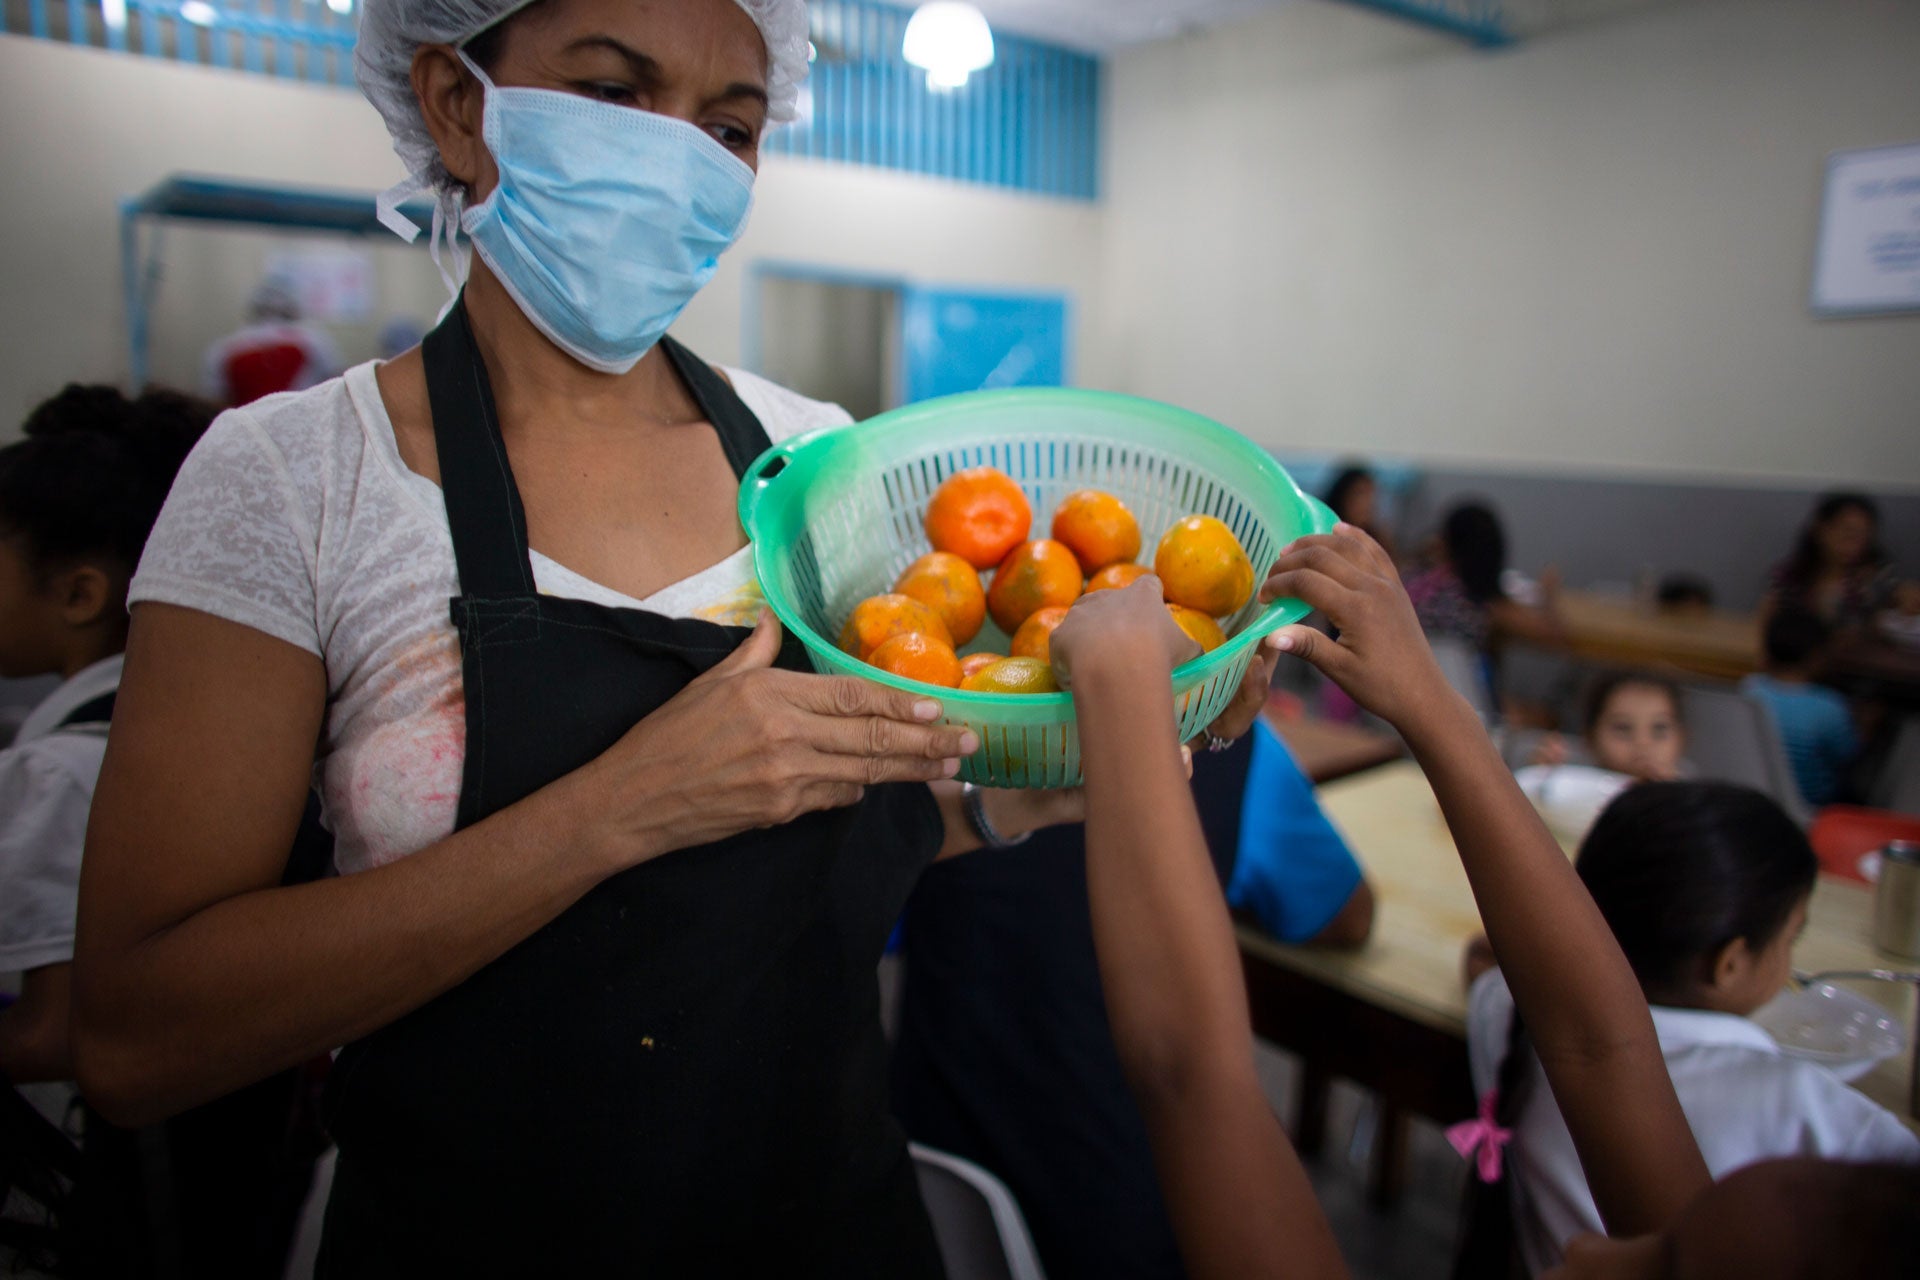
[
  {"left": 70, "top": 1, "right": 1103, "bottom": 1273},
  {"left": 1403, "top": 501, "right": 1563, "bottom": 650},
  {"left": 1763, "top": 492, "right": 1915, "bottom": 630},
  {"left": 1322, "top": 462, "right": 1394, "bottom": 559}
]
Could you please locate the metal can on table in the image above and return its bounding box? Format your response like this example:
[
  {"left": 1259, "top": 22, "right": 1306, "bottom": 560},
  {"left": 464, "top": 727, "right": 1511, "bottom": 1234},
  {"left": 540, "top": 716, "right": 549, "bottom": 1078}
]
[{"left": 1874, "top": 841, "right": 1920, "bottom": 960}]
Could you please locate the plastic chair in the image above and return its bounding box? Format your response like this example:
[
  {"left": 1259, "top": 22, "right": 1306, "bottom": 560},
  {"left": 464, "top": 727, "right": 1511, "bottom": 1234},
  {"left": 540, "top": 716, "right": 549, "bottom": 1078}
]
[
  {"left": 1871, "top": 717, "right": 1920, "bottom": 818},
  {"left": 1678, "top": 685, "right": 1811, "bottom": 825},
  {"left": 1809, "top": 806, "right": 1920, "bottom": 884},
  {"left": 910, "top": 1144, "right": 1048, "bottom": 1280}
]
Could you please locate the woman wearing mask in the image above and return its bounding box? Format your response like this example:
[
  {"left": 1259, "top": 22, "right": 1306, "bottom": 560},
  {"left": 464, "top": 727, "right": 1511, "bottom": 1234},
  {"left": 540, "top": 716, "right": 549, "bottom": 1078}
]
[{"left": 69, "top": 0, "right": 1129, "bottom": 1273}]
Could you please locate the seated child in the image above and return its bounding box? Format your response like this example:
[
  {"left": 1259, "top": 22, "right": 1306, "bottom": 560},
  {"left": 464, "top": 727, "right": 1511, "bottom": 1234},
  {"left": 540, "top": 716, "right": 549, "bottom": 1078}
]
[
  {"left": 1514, "top": 673, "right": 1684, "bottom": 839},
  {"left": 1465, "top": 781, "right": 1918, "bottom": 1274},
  {"left": 1741, "top": 608, "right": 1857, "bottom": 808},
  {"left": 0, "top": 386, "right": 209, "bottom": 1083}
]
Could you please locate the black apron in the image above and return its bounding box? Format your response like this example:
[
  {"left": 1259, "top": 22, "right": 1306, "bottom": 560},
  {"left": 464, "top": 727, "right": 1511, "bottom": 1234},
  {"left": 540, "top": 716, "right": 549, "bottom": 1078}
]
[{"left": 317, "top": 302, "right": 945, "bottom": 1277}]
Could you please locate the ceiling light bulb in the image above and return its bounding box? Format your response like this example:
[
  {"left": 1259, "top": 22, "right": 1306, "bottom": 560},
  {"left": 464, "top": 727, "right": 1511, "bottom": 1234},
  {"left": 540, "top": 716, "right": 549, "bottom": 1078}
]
[
  {"left": 325, "top": 0, "right": 352, "bottom": 12},
  {"left": 903, "top": 2, "right": 994, "bottom": 90},
  {"left": 179, "top": 0, "right": 218, "bottom": 25}
]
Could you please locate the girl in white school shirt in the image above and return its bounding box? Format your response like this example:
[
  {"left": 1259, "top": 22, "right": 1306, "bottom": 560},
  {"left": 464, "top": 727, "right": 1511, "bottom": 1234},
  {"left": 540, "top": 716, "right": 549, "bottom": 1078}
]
[
  {"left": 1464, "top": 781, "right": 1919, "bottom": 1275},
  {"left": 0, "top": 387, "right": 209, "bottom": 1085}
]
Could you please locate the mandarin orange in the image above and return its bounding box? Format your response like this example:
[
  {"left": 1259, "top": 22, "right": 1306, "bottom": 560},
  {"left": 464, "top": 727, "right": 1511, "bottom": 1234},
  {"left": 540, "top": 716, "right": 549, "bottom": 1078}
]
[
  {"left": 1051, "top": 489, "right": 1141, "bottom": 575},
  {"left": 1085, "top": 563, "right": 1153, "bottom": 594},
  {"left": 1167, "top": 604, "right": 1227, "bottom": 653},
  {"left": 837, "top": 593, "right": 953, "bottom": 661},
  {"left": 893, "top": 551, "right": 987, "bottom": 646},
  {"left": 925, "top": 467, "right": 1032, "bottom": 570},
  {"left": 867, "top": 632, "right": 963, "bottom": 688},
  {"left": 1154, "top": 515, "right": 1254, "bottom": 617},
  {"left": 959, "top": 656, "right": 1059, "bottom": 695},
  {"left": 985, "top": 539, "right": 1083, "bottom": 635},
  {"left": 1009, "top": 605, "right": 1071, "bottom": 664}
]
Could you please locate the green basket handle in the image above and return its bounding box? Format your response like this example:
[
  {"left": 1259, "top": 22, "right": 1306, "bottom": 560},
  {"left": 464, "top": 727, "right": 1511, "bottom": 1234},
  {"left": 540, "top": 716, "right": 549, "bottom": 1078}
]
[{"left": 737, "top": 432, "right": 823, "bottom": 534}]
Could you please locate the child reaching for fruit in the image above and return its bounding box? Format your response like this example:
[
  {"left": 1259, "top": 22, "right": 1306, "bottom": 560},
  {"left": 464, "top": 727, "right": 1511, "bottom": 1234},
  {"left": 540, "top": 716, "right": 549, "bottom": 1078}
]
[{"left": 1047, "top": 526, "right": 1920, "bottom": 1280}]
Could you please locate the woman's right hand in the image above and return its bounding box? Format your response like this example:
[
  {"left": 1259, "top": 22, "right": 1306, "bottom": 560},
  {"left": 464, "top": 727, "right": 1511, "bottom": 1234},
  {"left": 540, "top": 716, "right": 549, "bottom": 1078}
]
[
  {"left": 1261, "top": 524, "right": 1462, "bottom": 735},
  {"left": 570, "top": 610, "right": 977, "bottom": 870}
]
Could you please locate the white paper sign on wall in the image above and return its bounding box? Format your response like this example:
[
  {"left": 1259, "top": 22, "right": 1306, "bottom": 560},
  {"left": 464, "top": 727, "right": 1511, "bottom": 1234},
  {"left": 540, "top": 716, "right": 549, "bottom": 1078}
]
[{"left": 1811, "top": 143, "right": 1920, "bottom": 316}]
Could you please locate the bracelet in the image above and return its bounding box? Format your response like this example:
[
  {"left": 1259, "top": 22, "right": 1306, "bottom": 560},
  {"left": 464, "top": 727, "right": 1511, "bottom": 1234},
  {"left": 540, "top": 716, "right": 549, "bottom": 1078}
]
[
  {"left": 961, "top": 781, "right": 1032, "bottom": 850},
  {"left": 1197, "top": 725, "right": 1235, "bottom": 753}
]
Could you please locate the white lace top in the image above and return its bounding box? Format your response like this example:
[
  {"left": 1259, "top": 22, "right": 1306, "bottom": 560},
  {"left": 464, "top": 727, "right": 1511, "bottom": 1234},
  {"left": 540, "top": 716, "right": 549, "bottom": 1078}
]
[{"left": 130, "top": 360, "right": 848, "bottom": 875}]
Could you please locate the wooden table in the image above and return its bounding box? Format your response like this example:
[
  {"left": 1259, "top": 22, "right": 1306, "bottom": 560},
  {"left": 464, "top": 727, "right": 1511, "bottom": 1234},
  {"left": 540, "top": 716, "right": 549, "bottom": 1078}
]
[
  {"left": 1237, "top": 762, "right": 1919, "bottom": 1203},
  {"left": 1550, "top": 590, "right": 1761, "bottom": 682},
  {"left": 1266, "top": 711, "right": 1405, "bottom": 785}
]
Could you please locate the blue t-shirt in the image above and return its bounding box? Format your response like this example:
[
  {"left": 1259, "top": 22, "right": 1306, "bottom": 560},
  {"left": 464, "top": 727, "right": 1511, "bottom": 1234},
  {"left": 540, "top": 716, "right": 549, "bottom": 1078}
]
[
  {"left": 1741, "top": 675, "right": 1857, "bottom": 808},
  {"left": 1226, "top": 720, "right": 1367, "bottom": 942}
]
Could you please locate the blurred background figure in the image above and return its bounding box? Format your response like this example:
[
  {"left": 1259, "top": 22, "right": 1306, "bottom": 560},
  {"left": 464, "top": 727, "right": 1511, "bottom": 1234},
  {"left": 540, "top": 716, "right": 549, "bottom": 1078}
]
[
  {"left": 1763, "top": 492, "right": 1916, "bottom": 631},
  {"left": 1323, "top": 462, "right": 1396, "bottom": 560},
  {"left": 199, "top": 273, "right": 340, "bottom": 408},
  {"left": 1742, "top": 609, "right": 1859, "bottom": 809}
]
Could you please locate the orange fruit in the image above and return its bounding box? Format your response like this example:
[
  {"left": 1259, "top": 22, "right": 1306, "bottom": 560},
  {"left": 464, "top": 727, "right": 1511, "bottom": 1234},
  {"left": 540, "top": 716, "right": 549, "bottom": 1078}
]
[
  {"left": 838, "top": 593, "right": 953, "bottom": 661},
  {"left": 1167, "top": 604, "right": 1227, "bottom": 653},
  {"left": 959, "top": 656, "right": 1060, "bottom": 695},
  {"left": 893, "top": 552, "right": 987, "bottom": 646},
  {"left": 1085, "top": 563, "right": 1153, "bottom": 594},
  {"left": 1009, "top": 605, "right": 1071, "bottom": 664},
  {"left": 986, "top": 539, "right": 1084, "bottom": 634},
  {"left": 1154, "top": 515, "right": 1254, "bottom": 617},
  {"left": 925, "top": 467, "right": 1032, "bottom": 570},
  {"left": 959, "top": 652, "right": 1006, "bottom": 681},
  {"left": 868, "top": 632, "right": 963, "bottom": 689},
  {"left": 1051, "top": 489, "right": 1141, "bottom": 575}
]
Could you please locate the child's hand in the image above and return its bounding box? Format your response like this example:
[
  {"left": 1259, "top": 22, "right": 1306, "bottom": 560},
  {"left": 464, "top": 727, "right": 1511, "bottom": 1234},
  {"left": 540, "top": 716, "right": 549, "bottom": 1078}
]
[
  {"left": 1261, "top": 524, "right": 1458, "bottom": 733},
  {"left": 1050, "top": 577, "right": 1201, "bottom": 691},
  {"left": 1530, "top": 732, "right": 1570, "bottom": 768}
]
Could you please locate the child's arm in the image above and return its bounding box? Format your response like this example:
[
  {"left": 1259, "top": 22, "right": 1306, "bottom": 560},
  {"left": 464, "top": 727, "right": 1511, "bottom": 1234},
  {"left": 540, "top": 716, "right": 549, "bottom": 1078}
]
[
  {"left": 1262, "top": 527, "right": 1710, "bottom": 1238},
  {"left": 1051, "top": 581, "right": 1347, "bottom": 1280}
]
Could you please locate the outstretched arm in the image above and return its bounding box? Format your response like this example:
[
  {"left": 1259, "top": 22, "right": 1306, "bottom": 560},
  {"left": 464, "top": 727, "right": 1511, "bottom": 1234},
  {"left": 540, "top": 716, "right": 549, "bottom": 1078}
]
[
  {"left": 1052, "top": 580, "right": 1348, "bottom": 1280},
  {"left": 1262, "top": 526, "right": 1710, "bottom": 1237}
]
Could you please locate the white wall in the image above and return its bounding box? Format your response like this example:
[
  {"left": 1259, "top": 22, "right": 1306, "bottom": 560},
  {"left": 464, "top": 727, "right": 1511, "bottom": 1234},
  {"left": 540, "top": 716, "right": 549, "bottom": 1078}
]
[
  {"left": 0, "top": 35, "right": 1102, "bottom": 441},
  {"left": 1097, "top": 0, "right": 1920, "bottom": 489}
]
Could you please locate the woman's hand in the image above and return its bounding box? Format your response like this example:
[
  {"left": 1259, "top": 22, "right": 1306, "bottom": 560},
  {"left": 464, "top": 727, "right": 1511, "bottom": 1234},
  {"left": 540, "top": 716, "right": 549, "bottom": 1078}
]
[
  {"left": 1260, "top": 525, "right": 1459, "bottom": 735},
  {"left": 570, "top": 611, "right": 977, "bottom": 871},
  {"left": 1050, "top": 576, "right": 1201, "bottom": 690}
]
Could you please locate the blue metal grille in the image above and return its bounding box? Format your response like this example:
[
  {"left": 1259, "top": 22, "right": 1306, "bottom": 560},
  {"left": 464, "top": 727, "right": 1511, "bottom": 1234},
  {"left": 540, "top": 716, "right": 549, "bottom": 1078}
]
[
  {"left": 9, "top": 0, "right": 360, "bottom": 85},
  {"left": 8, "top": 0, "right": 1103, "bottom": 197},
  {"left": 767, "top": 0, "right": 1101, "bottom": 200}
]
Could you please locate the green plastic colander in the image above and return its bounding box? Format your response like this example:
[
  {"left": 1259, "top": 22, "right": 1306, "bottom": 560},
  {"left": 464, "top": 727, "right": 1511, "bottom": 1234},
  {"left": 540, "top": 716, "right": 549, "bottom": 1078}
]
[{"left": 739, "top": 387, "right": 1335, "bottom": 788}]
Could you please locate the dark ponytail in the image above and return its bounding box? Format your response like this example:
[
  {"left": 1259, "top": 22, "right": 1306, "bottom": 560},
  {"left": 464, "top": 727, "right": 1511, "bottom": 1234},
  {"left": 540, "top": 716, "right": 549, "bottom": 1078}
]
[
  {"left": 0, "top": 384, "right": 214, "bottom": 576},
  {"left": 1441, "top": 502, "right": 1507, "bottom": 605}
]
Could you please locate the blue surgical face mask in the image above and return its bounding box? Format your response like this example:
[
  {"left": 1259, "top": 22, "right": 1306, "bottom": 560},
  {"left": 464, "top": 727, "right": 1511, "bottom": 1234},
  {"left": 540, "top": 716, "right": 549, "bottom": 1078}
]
[{"left": 455, "top": 51, "right": 756, "bottom": 374}]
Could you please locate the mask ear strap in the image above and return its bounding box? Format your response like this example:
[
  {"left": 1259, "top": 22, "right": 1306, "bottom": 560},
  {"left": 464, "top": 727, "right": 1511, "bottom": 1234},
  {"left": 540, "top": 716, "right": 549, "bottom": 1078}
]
[{"left": 429, "top": 191, "right": 470, "bottom": 317}]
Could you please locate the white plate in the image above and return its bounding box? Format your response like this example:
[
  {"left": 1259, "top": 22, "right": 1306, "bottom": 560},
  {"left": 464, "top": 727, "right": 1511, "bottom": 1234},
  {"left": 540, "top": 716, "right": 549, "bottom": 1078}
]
[{"left": 1752, "top": 982, "right": 1906, "bottom": 1081}]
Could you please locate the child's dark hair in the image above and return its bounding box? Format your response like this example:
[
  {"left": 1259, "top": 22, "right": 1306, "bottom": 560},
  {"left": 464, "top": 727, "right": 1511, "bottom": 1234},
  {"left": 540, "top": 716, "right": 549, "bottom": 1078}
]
[
  {"left": 1458, "top": 783, "right": 1817, "bottom": 1273},
  {"left": 1323, "top": 464, "right": 1374, "bottom": 524},
  {"left": 1441, "top": 502, "right": 1506, "bottom": 605},
  {"left": 1581, "top": 672, "right": 1683, "bottom": 737},
  {"left": 1780, "top": 491, "right": 1887, "bottom": 588},
  {"left": 0, "top": 384, "right": 213, "bottom": 578},
  {"left": 1762, "top": 607, "right": 1831, "bottom": 670}
]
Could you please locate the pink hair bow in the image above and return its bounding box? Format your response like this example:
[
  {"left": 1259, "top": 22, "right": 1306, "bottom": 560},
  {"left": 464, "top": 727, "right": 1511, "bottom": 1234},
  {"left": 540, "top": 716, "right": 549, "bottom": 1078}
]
[{"left": 1446, "top": 1089, "right": 1513, "bottom": 1183}]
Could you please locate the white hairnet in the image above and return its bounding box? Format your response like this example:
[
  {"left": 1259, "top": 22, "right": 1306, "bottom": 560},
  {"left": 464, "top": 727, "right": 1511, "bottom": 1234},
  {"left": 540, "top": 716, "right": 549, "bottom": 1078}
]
[{"left": 358, "top": 0, "right": 807, "bottom": 239}]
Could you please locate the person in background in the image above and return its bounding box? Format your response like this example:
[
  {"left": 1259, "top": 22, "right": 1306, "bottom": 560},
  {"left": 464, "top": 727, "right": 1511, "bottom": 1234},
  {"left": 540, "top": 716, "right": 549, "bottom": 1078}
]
[
  {"left": 1323, "top": 463, "right": 1395, "bottom": 560},
  {"left": 1741, "top": 608, "right": 1858, "bottom": 809},
  {"left": 1655, "top": 574, "right": 1713, "bottom": 612},
  {"left": 0, "top": 385, "right": 209, "bottom": 1084},
  {"left": 891, "top": 650, "right": 1303, "bottom": 1280},
  {"left": 1513, "top": 674, "right": 1686, "bottom": 840},
  {"left": 1043, "top": 536, "right": 1919, "bottom": 1280},
  {"left": 1762, "top": 492, "right": 1917, "bottom": 631},
  {"left": 1463, "top": 781, "right": 1918, "bottom": 1274},
  {"left": 200, "top": 274, "right": 341, "bottom": 408},
  {"left": 1403, "top": 501, "right": 1563, "bottom": 653}
]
